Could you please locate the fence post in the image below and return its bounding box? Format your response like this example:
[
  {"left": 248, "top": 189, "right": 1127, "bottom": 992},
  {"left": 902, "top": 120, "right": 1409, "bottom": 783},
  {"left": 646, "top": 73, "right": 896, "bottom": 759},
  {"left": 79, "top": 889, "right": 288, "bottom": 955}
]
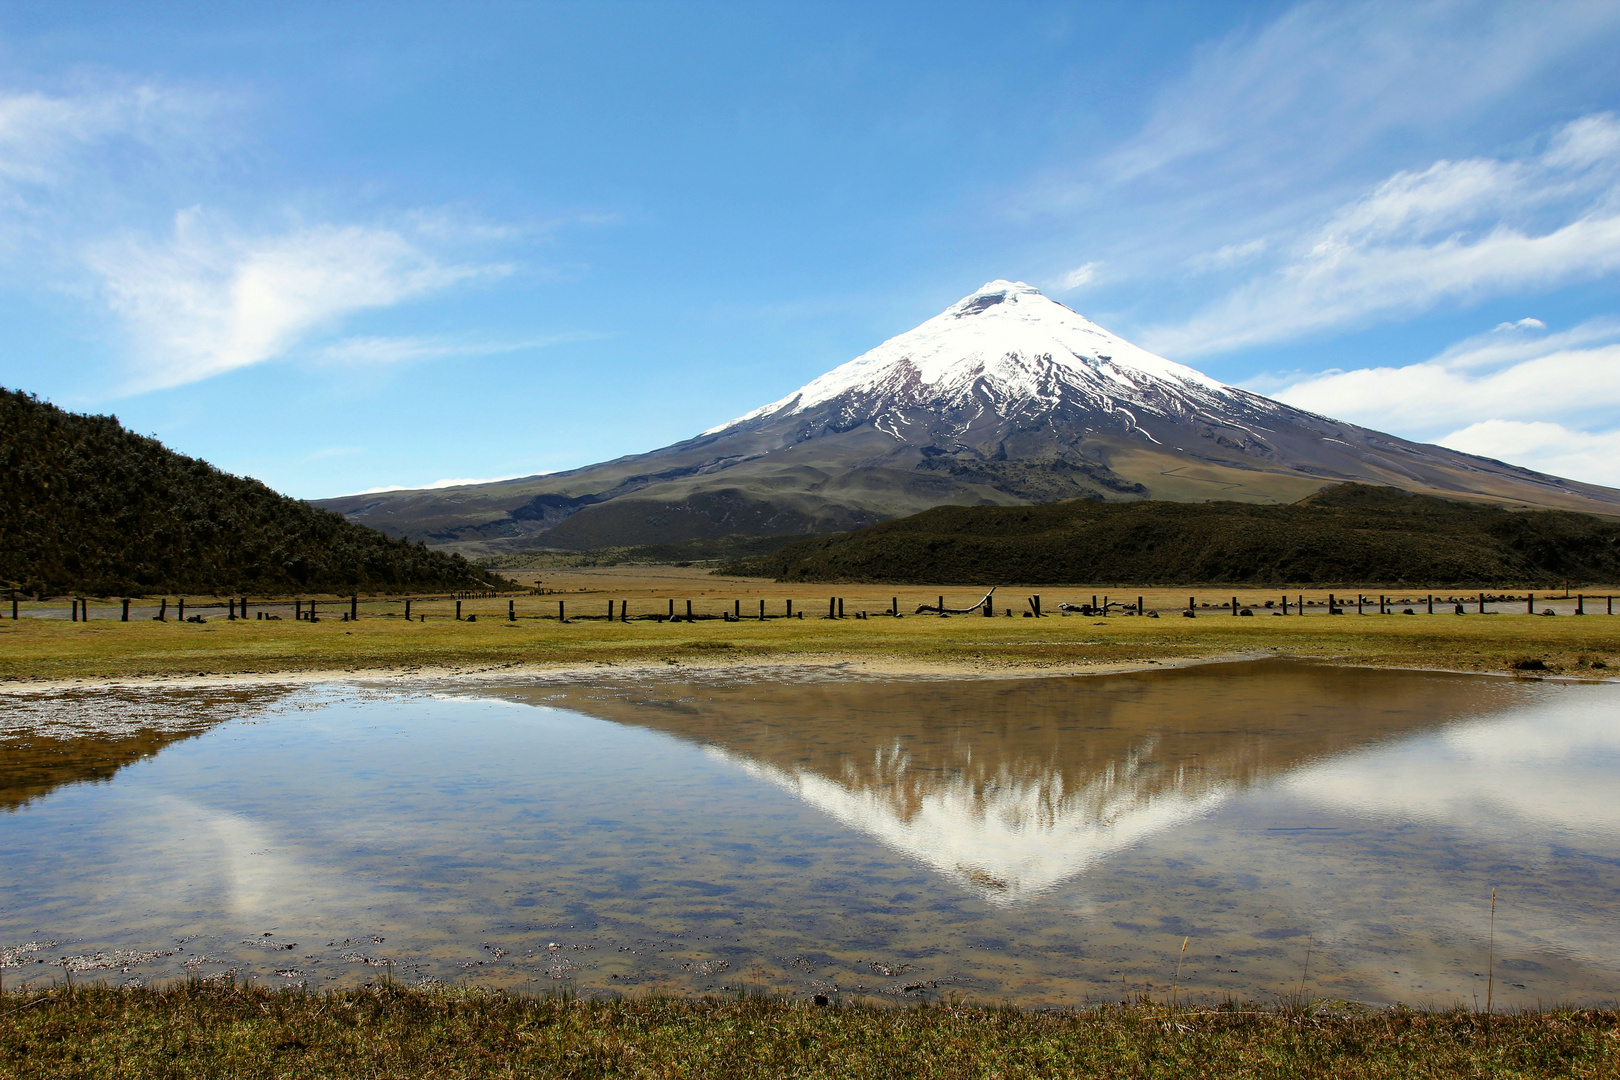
[
  {"left": 1577, "top": 594, "right": 1584, "bottom": 615},
  {"left": 786, "top": 599, "right": 792, "bottom": 618},
  {"left": 295, "top": 599, "right": 301, "bottom": 621},
  {"left": 405, "top": 599, "right": 411, "bottom": 620},
  {"left": 686, "top": 599, "right": 693, "bottom": 621},
  {"left": 733, "top": 599, "right": 740, "bottom": 619},
  {"left": 1478, "top": 592, "right": 1485, "bottom": 614},
  {"left": 668, "top": 598, "right": 675, "bottom": 619},
  {"left": 983, "top": 596, "right": 992, "bottom": 617},
  {"left": 759, "top": 599, "right": 765, "bottom": 620},
  {"left": 1139, "top": 595, "right": 1145, "bottom": 616},
  {"left": 178, "top": 598, "right": 185, "bottom": 620},
  {"left": 158, "top": 598, "right": 167, "bottom": 621},
  {"left": 1232, "top": 595, "right": 1238, "bottom": 616},
  {"left": 455, "top": 600, "right": 462, "bottom": 621},
  {"left": 1034, "top": 595, "right": 1041, "bottom": 618},
  {"left": 121, "top": 598, "right": 129, "bottom": 622},
  {"left": 622, "top": 600, "right": 629, "bottom": 622},
  {"left": 828, "top": 597, "right": 835, "bottom": 619},
  {"left": 11, "top": 591, "right": 17, "bottom": 620},
  {"left": 1528, "top": 593, "right": 1535, "bottom": 615},
  {"left": 559, "top": 600, "right": 566, "bottom": 623},
  {"left": 892, "top": 596, "right": 898, "bottom": 617},
  {"left": 938, "top": 595, "right": 944, "bottom": 615},
  {"left": 512, "top": 599, "right": 518, "bottom": 622},
  {"left": 352, "top": 595, "right": 358, "bottom": 621},
  {"left": 1428, "top": 594, "right": 1433, "bottom": 614}
]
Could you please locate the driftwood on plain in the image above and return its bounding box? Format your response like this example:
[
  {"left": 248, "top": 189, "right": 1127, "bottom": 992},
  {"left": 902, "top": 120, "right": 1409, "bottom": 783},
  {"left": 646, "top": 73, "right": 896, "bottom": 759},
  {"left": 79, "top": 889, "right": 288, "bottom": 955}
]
[{"left": 915, "top": 587, "right": 996, "bottom": 615}]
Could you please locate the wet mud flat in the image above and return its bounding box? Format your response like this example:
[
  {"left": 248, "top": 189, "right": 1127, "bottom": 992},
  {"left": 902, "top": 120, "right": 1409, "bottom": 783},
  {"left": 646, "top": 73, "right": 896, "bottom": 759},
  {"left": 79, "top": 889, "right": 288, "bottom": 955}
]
[{"left": 1, "top": 660, "right": 1617, "bottom": 1009}]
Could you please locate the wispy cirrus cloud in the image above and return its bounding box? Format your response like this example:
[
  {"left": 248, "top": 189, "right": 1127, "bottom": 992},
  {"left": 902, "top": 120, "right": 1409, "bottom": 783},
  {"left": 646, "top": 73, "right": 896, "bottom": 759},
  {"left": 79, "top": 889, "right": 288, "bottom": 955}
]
[
  {"left": 1143, "top": 114, "right": 1620, "bottom": 358},
  {"left": 88, "top": 209, "right": 512, "bottom": 391},
  {"left": 312, "top": 331, "right": 601, "bottom": 366}
]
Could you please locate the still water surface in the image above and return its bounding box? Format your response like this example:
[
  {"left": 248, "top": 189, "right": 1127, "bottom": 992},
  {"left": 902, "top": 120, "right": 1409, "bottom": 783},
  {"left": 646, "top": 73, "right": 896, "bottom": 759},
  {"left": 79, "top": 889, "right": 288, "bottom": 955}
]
[{"left": 2, "top": 660, "right": 1617, "bottom": 1007}]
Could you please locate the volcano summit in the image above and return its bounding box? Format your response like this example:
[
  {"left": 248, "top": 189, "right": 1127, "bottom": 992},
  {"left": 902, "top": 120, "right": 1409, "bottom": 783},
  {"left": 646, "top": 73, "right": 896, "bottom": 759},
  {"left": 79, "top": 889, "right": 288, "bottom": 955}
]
[{"left": 317, "top": 281, "right": 1620, "bottom": 552}]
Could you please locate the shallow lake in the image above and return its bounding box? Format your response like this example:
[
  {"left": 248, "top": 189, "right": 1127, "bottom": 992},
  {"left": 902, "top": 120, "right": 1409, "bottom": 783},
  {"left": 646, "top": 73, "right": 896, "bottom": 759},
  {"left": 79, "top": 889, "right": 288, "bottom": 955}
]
[{"left": 2, "top": 660, "right": 1617, "bottom": 1008}]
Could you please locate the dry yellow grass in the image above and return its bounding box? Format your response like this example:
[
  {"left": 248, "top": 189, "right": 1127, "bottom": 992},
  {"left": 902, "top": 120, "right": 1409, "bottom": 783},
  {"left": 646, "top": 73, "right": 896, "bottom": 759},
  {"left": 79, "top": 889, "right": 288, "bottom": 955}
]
[{"left": 2, "top": 566, "right": 1617, "bottom": 683}]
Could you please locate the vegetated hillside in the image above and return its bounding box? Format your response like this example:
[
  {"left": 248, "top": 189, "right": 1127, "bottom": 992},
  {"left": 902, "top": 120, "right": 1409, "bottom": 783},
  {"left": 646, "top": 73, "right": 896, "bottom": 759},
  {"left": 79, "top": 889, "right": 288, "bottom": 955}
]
[
  {"left": 0, "top": 390, "right": 509, "bottom": 596},
  {"left": 721, "top": 484, "right": 1620, "bottom": 586}
]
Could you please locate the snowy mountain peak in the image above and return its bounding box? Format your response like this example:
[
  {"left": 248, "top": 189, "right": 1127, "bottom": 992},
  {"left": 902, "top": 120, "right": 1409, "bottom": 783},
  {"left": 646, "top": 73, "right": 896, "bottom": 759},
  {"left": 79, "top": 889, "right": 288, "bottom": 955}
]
[{"left": 703, "top": 280, "right": 1232, "bottom": 437}]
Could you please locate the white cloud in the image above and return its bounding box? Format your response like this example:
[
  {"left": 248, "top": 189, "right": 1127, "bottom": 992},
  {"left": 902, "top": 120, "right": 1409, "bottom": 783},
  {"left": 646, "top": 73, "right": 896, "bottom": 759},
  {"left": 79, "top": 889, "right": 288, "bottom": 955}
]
[
  {"left": 0, "top": 82, "right": 215, "bottom": 188},
  {"left": 1263, "top": 317, "right": 1620, "bottom": 433},
  {"left": 89, "top": 209, "right": 508, "bottom": 390},
  {"left": 1055, "top": 262, "right": 1100, "bottom": 290},
  {"left": 1252, "top": 315, "right": 1620, "bottom": 487},
  {"left": 312, "top": 332, "right": 598, "bottom": 366},
  {"left": 1438, "top": 420, "right": 1620, "bottom": 487},
  {"left": 1186, "top": 238, "right": 1266, "bottom": 274},
  {"left": 1103, "top": 1, "right": 1620, "bottom": 188},
  {"left": 1144, "top": 114, "right": 1620, "bottom": 357},
  {"left": 353, "top": 474, "right": 534, "bottom": 495}
]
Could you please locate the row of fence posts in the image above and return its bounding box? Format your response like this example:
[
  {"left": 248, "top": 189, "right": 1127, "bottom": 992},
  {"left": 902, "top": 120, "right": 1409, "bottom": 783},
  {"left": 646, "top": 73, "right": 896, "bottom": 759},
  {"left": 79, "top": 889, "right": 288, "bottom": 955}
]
[{"left": 13, "top": 590, "right": 1620, "bottom": 623}]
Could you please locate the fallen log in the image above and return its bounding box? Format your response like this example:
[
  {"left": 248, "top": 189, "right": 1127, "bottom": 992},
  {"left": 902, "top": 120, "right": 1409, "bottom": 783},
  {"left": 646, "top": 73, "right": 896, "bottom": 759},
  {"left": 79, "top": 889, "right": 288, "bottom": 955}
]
[{"left": 915, "top": 587, "right": 996, "bottom": 615}]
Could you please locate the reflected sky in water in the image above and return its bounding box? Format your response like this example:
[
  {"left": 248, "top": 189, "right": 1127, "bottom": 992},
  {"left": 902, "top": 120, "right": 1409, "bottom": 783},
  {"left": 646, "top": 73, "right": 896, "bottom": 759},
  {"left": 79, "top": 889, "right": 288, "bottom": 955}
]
[{"left": 1, "top": 661, "right": 1616, "bottom": 1007}]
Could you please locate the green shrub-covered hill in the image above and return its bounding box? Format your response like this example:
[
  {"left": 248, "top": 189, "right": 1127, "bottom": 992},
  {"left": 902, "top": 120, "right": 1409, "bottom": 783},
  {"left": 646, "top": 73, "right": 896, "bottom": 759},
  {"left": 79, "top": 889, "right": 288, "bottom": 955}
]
[
  {"left": 0, "top": 389, "right": 508, "bottom": 596},
  {"left": 723, "top": 483, "right": 1620, "bottom": 586}
]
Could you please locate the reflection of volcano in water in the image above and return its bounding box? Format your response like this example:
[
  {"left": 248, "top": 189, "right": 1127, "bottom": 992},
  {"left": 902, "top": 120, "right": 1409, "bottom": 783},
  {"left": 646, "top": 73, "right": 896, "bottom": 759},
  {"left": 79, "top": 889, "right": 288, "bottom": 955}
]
[{"left": 541, "top": 662, "right": 1532, "bottom": 903}]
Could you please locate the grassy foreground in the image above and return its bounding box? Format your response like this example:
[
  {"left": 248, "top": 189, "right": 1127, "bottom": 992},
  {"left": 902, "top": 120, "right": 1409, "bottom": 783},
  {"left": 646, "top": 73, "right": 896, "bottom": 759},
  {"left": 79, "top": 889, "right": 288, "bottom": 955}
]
[
  {"left": 1, "top": 984, "right": 1614, "bottom": 1079},
  {"left": 2, "top": 601, "right": 1618, "bottom": 682}
]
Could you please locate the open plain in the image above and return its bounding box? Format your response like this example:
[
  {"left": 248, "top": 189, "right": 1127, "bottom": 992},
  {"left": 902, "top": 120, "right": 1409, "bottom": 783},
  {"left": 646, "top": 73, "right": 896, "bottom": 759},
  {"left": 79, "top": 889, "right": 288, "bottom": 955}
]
[{"left": 3, "top": 567, "right": 1618, "bottom": 684}]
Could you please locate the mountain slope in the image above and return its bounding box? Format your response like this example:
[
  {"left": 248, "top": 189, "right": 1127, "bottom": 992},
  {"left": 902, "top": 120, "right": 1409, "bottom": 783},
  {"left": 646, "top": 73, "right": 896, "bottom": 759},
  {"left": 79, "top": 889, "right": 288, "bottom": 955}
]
[
  {"left": 317, "top": 281, "right": 1620, "bottom": 552},
  {"left": 0, "top": 389, "right": 506, "bottom": 596},
  {"left": 723, "top": 484, "right": 1620, "bottom": 586}
]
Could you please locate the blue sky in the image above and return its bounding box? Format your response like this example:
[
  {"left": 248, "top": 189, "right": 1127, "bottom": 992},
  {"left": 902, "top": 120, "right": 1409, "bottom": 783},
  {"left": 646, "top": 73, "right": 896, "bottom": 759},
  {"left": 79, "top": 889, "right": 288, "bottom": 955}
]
[{"left": 3, "top": 0, "right": 1620, "bottom": 497}]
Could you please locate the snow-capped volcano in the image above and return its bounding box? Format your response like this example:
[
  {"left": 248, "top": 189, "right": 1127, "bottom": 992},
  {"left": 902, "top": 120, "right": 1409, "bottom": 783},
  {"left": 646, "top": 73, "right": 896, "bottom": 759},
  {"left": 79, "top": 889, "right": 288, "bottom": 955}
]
[
  {"left": 707, "top": 280, "right": 1228, "bottom": 437},
  {"left": 318, "top": 282, "right": 1620, "bottom": 552}
]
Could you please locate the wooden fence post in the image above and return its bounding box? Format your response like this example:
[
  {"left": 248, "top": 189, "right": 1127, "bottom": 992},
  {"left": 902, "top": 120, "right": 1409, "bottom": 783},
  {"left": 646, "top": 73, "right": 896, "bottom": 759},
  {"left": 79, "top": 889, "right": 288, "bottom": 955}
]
[
  {"left": 891, "top": 596, "right": 898, "bottom": 616},
  {"left": 158, "top": 598, "right": 167, "bottom": 621},
  {"left": 512, "top": 599, "right": 518, "bottom": 621},
  {"left": 828, "top": 597, "right": 835, "bottom": 619},
  {"left": 1478, "top": 592, "right": 1485, "bottom": 614},
  {"left": 559, "top": 600, "right": 566, "bottom": 623},
  {"left": 1577, "top": 594, "right": 1584, "bottom": 615},
  {"left": 668, "top": 598, "right": 675, "bottom": 620},
  {"left": 456, "top": 600, "right": 462, "bottom": 621},
  {"left": 1034, "top": 595, "right": 1041, "bottom": 618},
  {"left": 1139, "top": 595, "right": 1145, "bottom": 616},
  {"left": 351, "top": 595, "right": 358, "bottom": 621},
  {"left": 686, "top": 599, "right": 693, "bottom": 621},
  {"left": 1528, "top": 593, "right": 1535, "bottom": 614},
  {"left": 405, "top": 599, "right": 411, "bottom": 620},
  {"left": 1428, "top": 594, "right": 1433, "bottom": 614},
  {"left": 786, "top": 599, "right": 792, "bottom": 618},
  {"left": 838, "top": 597, "right": 844, "bottom": 618},
  {"left": 1231, "top": 595, "right": 1238, "bottom": 616},
  {"left": 178, "top": 598, "right": 185, "bottom": 620},
  {"left": 759, "top": 599, "right": 765, "bottom": 620},
  {"left": 121, "top": 599, "right": 130, "bottom": 622}
]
